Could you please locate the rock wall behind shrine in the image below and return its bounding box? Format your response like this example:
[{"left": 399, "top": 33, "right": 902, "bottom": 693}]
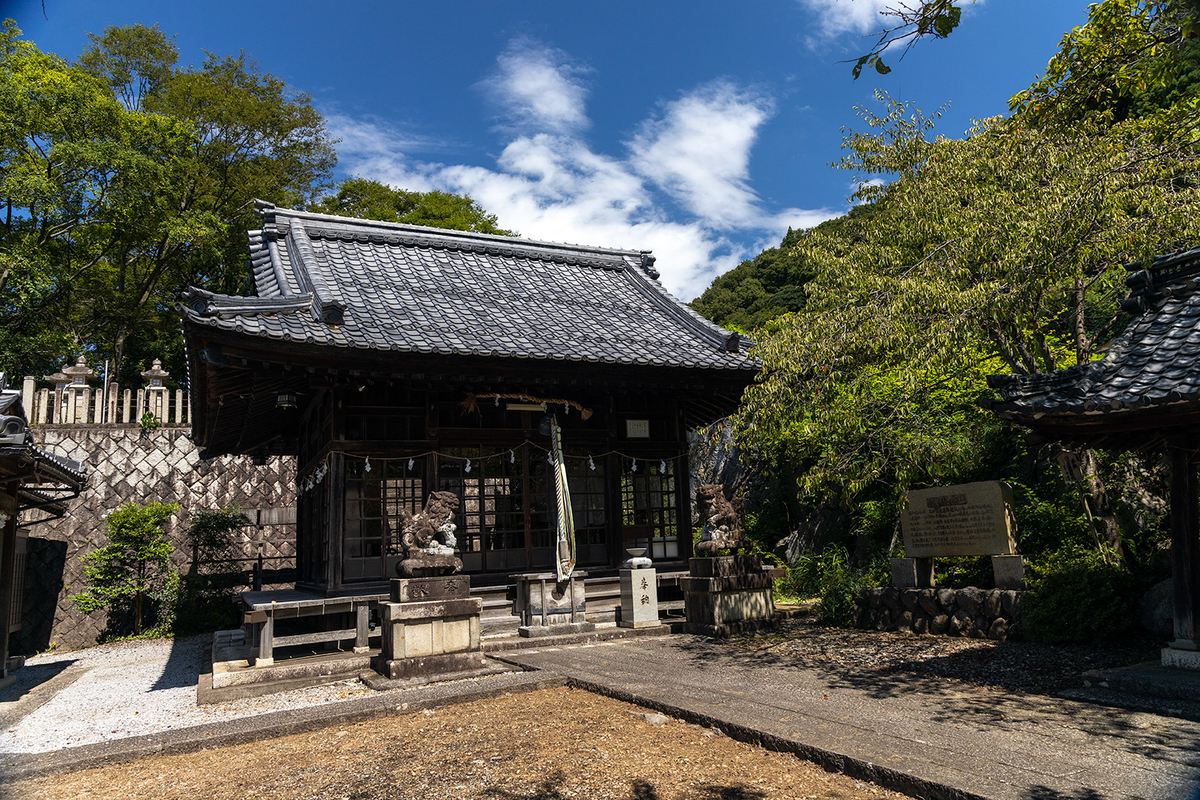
[{"left": 15, "top": 425, "right": 296, "bottom": 653}]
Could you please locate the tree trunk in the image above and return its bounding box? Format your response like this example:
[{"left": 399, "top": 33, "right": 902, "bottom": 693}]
[
  {"left": 1055, "top": 446, "right": 1125, "bottom": 562},
  {"left": 113, "top": 328, "right": 129, "bottom": 387}
]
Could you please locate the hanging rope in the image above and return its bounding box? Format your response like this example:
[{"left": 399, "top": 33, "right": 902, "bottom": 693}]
[{"left": 550, "top": 417, "right": 576, "bottom": 582}]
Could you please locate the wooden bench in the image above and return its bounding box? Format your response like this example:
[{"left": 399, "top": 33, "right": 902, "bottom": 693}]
[{"left": 241, "top": 589, "right": 387, "bottom": 666}]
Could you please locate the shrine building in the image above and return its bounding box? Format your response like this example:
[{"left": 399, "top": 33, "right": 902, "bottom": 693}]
[{"left": 180, "top": 202, "right": 758, "bottom": 596}]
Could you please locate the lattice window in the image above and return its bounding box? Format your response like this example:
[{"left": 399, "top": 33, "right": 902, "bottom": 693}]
[
  {"left": 343, "top": 458, "right": 424, "bottom": 582},
  {"left": 620, "top": 460, "right": 678, "bottom": 560}
]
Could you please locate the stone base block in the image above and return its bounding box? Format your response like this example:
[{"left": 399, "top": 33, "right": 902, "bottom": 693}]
[
  {"left": 391, "top": 575, "right": 471, "bottom": 603},
  {"left": 683, "top": 586, "right": 774, "bottom": 629},
  {"left": 679, "top": 574, "right": 774, "bottom": 594},
  {"left": 373, "top": 650, "right": 489, "bottom": 682},
  {"left": 891, "top": 558, "right": 934, "bottom": 589},
  {"left": 398, "top": 553, "right": 463, "bottom": 577},
  {"left": 688, "top": 555, "right": 762, "bottom": 578},
  {"left": 1163, "top": 646, "right": 1200, "bottom": 670},
  {"left": 213, "top": 650, "right": 372, "bottom": 689},
  {"left": 618, "top": 619, "right": 664, "bottom": 629},
  {"left": 518, "top": 621, "right": 596, "bottom": 638},
  {"left": 379, "top": 597, "right": 482, "bottom": 661},
  {"left": 992, "top": 555, "right": 1027, "bottom": 590}
]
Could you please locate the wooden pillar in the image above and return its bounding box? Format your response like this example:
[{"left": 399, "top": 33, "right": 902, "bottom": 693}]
[
  {"left": 0, "top": 483, "right": 19, "bottom": 679},
  {"left": 354, "top": 603, "right": 369, "bottom": 653},
  {"left": 256, "top": 612, "right": 274, "bottom": 666},
  {"left": 1170, "top": 435, "right": 1200, "bottom": 649}
]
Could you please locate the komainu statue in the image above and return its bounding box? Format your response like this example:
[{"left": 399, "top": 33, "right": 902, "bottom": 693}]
[
  {"left": 694, "top": 484, "right": 744, "bottom": 555},
  {"left": 394, "top": 491, "right": 463, "bottom": 576}
]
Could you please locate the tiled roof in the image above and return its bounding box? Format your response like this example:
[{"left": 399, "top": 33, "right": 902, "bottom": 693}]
[
  {"left": 0, "top": 374, "right": 87, "bottom": 492},
  {"left": 180, "top": 202, "right": 757, "bottom": 373},
  {"left": 982, "top": 246, "right": 1200, "bottom": 421}
]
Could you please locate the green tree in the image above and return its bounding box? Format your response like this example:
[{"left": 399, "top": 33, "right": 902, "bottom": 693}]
[
  {"left": 78, "top": 24, "right": 338, "bottom": 384},
  {"left": 1012, "top": 0, "right": 1200, "bottom": 126},
  {"left": 691, "top": 206, "right": 878, "bottom": 330},
  {"left": 0, "top": 22, "right": 338, "bottom": 384},
  {"left": 313, "top": 177, "right": 513, "bottom": 235},
  {"left": 0, "top": 20, "right": 191, "bottom": 378},
  {"left": 72, "top": 501, "right": 180, "bottom": 635},
  {"left": 738, "top": 91, "right": 1199, "bottom": 557}
]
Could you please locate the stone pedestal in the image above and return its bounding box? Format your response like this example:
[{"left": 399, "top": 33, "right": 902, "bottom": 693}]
[
  {"left": 891, "top": 557, "right": 935, "bottom": 589},
  {"left": 619, "top": 567, "right": 661, "bottom": 628},
  {"left": 1162, "top": 646, "right": 1200, "bottom": 670},
  {"left": 680, "top": 555, "right": 777, "bottom": 637},
  {"left": 991, "top": 555, "right": 1027, "bottom": 590},
  {"left": 514, "top": 571, "right": 595, "bottom": 637},
  {"left": 374, "top": 576, "right": 485, "bottom": 683}
]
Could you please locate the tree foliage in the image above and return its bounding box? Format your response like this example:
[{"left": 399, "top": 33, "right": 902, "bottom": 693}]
[
  {"left": 72, "top": 501, "right": 180, "bottom": 635},
  {"left": 0, "top": 21, "right": 339, "bottom": 384},
  {"left": 1012, "top": 0, "right": 1200, "bottom": 126},
  {"left": 0, "top": 22, "right": 513, "bottom": 385},
  {"left": 733, "top": 0, "right": 1200, "bottom": 565},
  {"left": 850, "top": 1, "right": 971, "bottom": 79},
  {"left": 312, "top": 177, "right": 513, "bottom": 235}
]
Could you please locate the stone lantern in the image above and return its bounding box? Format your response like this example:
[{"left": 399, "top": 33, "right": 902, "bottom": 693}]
[
  {"left": 45, "top": 357, "right": 94, "bottom": 423},
  {"left": 140, "top": 359, "right": 170, "bottom": 423}
]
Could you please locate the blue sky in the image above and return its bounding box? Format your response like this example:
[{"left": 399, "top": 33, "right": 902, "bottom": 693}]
[{"left": 6, "top": 1, "right": 1089, "bottom": 300}]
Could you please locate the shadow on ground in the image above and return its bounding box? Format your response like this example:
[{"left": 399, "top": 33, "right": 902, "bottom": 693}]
[
  {"left": 659, "top": 628, "right": 1200, "bottom": 773},
  {"left": 468, "top": 772, "right": 767, "bottom": 800},
  {"left": 149, "top": 634, "right": 205, "bottom": 691},
  {"left": 0, "top": 659, "right": 78, "bottom": 705}
]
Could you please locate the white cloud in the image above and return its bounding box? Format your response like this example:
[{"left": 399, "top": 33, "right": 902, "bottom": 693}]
[
  {"left": 799, "top": 0, "right": 892, "bottom": 37},
  {"left": 480, "top": 38, "right": 590, "bottom": 134},
  {"left": 628, "top": 82, "right": 774, "bottom": 228},
  {"left": 326, "top": 40, "right": 834, "bottom": 300},
  {"left": 799, "top": 0, "right": 984, "bottom": 42}
]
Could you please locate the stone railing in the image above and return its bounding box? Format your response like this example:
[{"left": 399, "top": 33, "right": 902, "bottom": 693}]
[{"left": 22, "top": 357, "right": 188, "bottom": 426}]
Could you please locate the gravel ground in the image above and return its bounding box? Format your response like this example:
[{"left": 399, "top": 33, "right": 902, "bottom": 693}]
[
  {"left": 8, "top": 686, "right": 909, "bottom": 800},
  {"left": 1, "top": 614, "right": 1162, "bottom": 757},
  {"left": 2, "top": 636, "right": 429, "bottom": 754}
]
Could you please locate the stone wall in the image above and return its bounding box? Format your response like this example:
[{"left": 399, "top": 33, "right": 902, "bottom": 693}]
[
  {"left": 856, "top": 586, "right": 1026, "bottom": 641},
  {"left": 16, "top": 425, "right": 296, "bottom": 652}
]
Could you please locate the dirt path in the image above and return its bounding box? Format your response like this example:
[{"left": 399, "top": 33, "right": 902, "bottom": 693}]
[{"left": 7, "top": 686, "right": 907, "bottom": 800}]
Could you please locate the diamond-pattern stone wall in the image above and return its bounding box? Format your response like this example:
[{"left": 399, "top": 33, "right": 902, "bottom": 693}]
[{"left": 16, "top": 425, "right": 295, "bottom": 652}]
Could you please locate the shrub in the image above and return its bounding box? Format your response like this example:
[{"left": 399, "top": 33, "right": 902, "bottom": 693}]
[
  {"left": 781, "top": 545, "right": 886, "bottom": 626},
  {"left": 72, "top": 501, "right": 180, "bottom": 635},
  {"left": 1023, "top": 543, "right": 1138, "bottom": 643}
]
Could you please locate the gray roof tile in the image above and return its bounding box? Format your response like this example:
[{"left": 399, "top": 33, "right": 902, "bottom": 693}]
[
  {"left": 180, "top": 203, "right": 758, "bottom": 372},
  {"left": 984, "top": 248, "right": 1200, "bottom": 420}
]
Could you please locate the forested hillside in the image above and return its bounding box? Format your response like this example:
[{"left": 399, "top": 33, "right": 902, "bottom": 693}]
[{"left": 690, "top": 205, "right": 877, "bottom": 331}]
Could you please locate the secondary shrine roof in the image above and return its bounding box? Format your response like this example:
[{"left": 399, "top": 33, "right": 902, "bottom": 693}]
[
  {"left": 179, "top": 202, "right": 756, "bottom": 373},
  {"left": 982, "top": 246, "right": 1200, "bottom": 442}
]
